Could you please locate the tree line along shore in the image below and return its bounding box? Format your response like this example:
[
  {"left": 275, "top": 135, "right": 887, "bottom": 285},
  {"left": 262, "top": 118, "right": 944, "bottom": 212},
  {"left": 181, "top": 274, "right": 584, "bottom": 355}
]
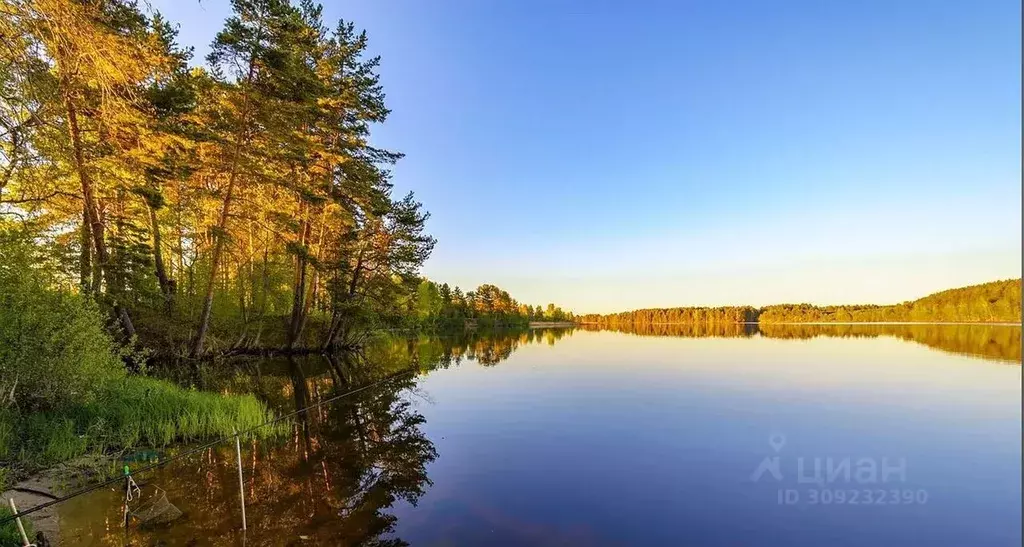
[{"left": 577, "top": 279, "right": 1022, "bottom": 326}]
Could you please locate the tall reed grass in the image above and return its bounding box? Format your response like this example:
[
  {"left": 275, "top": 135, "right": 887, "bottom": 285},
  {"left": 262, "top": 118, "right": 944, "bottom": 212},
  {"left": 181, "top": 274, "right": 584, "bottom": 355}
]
[{"left": 0, "top": 376, "right": 283, "bottom": 472}]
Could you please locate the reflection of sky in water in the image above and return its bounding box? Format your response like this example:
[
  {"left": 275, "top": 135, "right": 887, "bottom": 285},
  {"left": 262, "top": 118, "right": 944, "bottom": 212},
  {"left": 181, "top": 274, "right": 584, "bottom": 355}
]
[
  {"left": 53, "top": 327, "right": 1020, "bottom": 546},
  {"left": 392, "top": 330, "right": 1021, "bottom": 546}
]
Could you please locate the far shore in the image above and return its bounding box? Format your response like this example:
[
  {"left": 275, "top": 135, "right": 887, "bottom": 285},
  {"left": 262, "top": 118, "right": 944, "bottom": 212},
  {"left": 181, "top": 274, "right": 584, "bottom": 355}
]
[
  {"left": 750, "top": 321, "right": 1022, "bottom": 326},
  {"left": 576, "top": 321, "right": 1022, "bottom": 326},
  {"left": 529, "top": 321, "right": 578, "bottom": 328}
]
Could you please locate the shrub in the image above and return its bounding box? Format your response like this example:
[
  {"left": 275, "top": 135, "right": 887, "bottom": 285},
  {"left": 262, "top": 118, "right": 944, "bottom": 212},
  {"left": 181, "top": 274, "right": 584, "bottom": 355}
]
[
  {"left": 0, "top": 231, "right": 124, "bottom": 411},
  {"left": 0, "top": 228, "right": 283, "bottom": 474}
]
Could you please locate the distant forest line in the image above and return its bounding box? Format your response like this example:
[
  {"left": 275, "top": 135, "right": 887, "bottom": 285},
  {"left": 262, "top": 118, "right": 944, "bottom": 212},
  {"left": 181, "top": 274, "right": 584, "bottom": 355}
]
[
  {"left": 575, "top": 322, "right": 1021, "bottom": 363},
  {"left": 372, "top": 322, "right": 1021, "bottom": 367},
  {"left": 577, "top": 279, "right": 1022, "bottom": 326}
]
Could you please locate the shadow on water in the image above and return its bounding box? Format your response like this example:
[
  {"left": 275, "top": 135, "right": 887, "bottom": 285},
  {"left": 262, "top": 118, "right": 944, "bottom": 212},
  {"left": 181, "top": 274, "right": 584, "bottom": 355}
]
[{"left": 55, "top": 324, "right": 1018, "bottom": 545}]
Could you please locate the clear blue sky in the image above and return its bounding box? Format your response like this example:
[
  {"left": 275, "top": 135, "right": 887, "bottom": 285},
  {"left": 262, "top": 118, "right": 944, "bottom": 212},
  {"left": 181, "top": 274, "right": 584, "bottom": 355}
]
[{"left": 151, "top": 0, "right": 1021, "bottom": 313}]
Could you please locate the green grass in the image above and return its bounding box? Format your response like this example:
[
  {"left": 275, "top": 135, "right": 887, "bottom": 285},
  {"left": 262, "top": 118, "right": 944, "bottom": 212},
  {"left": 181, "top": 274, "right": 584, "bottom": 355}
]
[
  {"left": 0, "top": 376, "right": 284, "bottom": 473},
  {"left": 0, "top": 505, "right": 32, "bottom": 547}
]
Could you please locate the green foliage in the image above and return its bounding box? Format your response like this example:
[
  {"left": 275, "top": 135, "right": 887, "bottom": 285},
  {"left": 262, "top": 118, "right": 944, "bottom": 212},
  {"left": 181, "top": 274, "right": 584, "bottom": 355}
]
[
  {"left": 0, "top": 230, "right": 125, "bottom": 411},
  {"left": 0, "top": 376, "right": 280, "bottom": 469},
  {"left": 0, "top": 407, "right": 13, "bottom": 463},
  {"left": 543, "top": 302, "right": 569, "bottom": 322},
  {"left": 4, "top": 0, "right": 441, "bottom": 355},
  {"left": 0, "top": 228, "right": 281, "bottom": 475},
  {"left": 578, "top": 306, "right": 758, "bottom": 326},
  {"left": 415, "top": 280, "right": 442, "bottom": 323},
  {"left": 408, "top": 280, "right": 574, "bottom": 329},
  {"left": 758, "top": 279, "right": 1022, "bottom": 323},
  {"left": 0, "top": 505, "right": 32, "bottom": 547},
  {"left": 581, "top": 280, "right": 1022, "bottom": 326}
]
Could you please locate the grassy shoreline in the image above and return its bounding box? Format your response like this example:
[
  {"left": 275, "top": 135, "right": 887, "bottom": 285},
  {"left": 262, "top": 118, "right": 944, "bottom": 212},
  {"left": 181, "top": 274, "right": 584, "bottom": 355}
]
[{"left": 0, "top": 376, "right": 280, "bottom": 489}]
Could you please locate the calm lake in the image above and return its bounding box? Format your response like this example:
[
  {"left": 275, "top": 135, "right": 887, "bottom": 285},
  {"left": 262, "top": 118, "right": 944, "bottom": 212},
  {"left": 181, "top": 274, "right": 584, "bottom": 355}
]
[{"left": 58, "top": 324, "right": 1021, "bottom": 546}]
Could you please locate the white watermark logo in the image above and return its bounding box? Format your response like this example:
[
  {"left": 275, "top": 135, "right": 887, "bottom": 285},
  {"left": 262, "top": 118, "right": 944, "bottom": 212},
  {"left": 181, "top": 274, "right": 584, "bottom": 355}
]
[
  {"left": 750, "top": 433, "right": 786, "bottom": 482},
  {"left": 749, "top": 433, "right": 928, "bottom": 506}
]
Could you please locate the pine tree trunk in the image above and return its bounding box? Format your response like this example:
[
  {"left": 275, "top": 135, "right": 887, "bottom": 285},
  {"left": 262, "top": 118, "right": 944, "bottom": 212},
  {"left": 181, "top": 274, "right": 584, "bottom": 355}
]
[
  {"left": 80, "top": 204, "right": 92, "bottom": 292},
  {"left": 299, "top": 208, "right": 327, "bottom": 342},
  {"left": 190, "top": 58, "right": 255, "bottom": 357},
  {"left": 253, "top": 247, "right": 270, "bottom": 348},
  {"left": 147, "top": 200, "right": 174, "bottom": 312},
  {"left": 287, "top": 202, "right": 311, "bottom": 348},
  {"left": 65, "top": 92, "right": 135, "bottom": 338},
  {"left": 65, "top": 96, "right": 106, "bottom": 291},
  {"left": 324, "top": 248, "right": 365, "bottom": 349},
  {"left": 191, "top": 169, "right": 237, "bottom": 356},
  {"left": 117, "top": 306, "right": 137, "bottom": 338},
  {"left": 288, "top": 258, "right": 308, "bottom": 348}
]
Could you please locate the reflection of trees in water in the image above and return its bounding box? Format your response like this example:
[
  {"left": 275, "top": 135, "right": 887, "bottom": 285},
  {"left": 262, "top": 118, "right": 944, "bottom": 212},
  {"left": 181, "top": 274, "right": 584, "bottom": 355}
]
[
  {"left": 579, "top": 322, "right": 1020, "bottom": 362},
  {"left": 361, "top": 328, "right": 576, "bottom": 370},
  {"left": 756, "top": 323, "right": 1021, "bottom": 363},
  {"left": 260, "top": 355, "right": 437, "bottom": 545},
  {"left": 81, "top": 358, "right": 438, "bottom": 546},
  {"left": 578, "top": 322, "right": 758, "bottom": 338},
  {"left": 63, "top": 322, "right": 1016, "bottom": 544},
  {"left": 61, "top": 352, "right": 437, "bottom": 546}
]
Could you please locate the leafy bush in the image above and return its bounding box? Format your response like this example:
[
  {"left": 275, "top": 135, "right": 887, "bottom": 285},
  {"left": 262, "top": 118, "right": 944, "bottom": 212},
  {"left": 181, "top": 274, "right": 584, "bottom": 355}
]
[
  {"left": 0, "top": 228, "right": 283, "bottom": 473},
  {"left": 0, "top": 231, "right": 125, "bottom": 411}
]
